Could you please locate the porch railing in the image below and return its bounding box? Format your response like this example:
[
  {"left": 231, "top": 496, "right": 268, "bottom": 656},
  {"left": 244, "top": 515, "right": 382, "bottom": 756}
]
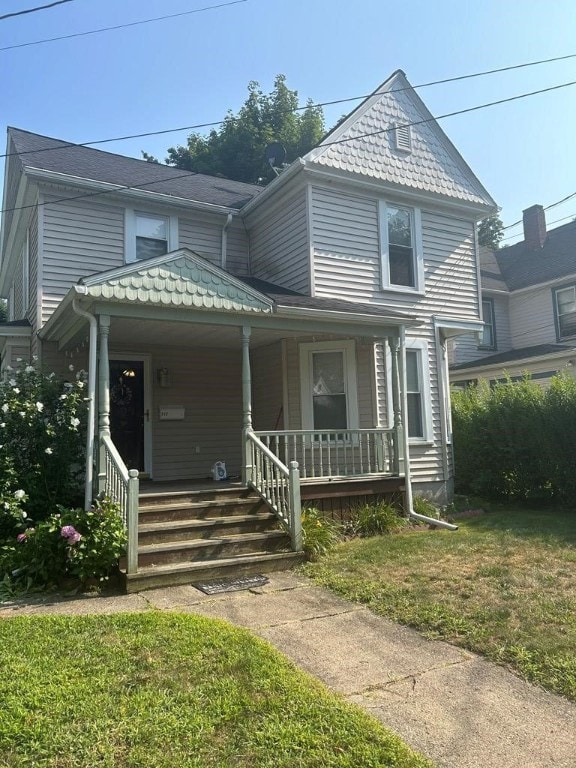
[
  {"left": 254, "top": 428, "right": 395, "bottom": 480},
  {"left": 246, "top": 430, "right": 302, "bottom": 551},
  {"left": 100, "top": 434, "right": 139, "bottom": 575}
]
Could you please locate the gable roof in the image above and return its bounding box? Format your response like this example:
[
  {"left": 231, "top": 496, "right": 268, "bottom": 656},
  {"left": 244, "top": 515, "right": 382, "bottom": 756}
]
[
  {"left": 7, "top": 127, "right": 262, "bottom": 211},
  {"left": 450, "top": 343, "right": 576, "bottom": 372},
  {"left": 304, "top": 70, "right": 496, "bottom": 211},
  {"left": 493, "top": 218, "right": 576, "bottom": 291},
  {"left": 479, "top": 247, "right": 508, "bottom": 292}
]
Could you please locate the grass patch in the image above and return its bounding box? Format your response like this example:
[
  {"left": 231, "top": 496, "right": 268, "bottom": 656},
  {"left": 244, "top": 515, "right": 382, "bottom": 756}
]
[
  {"left": 303, "top": 507, "right": 576, "bottom": 701},
  {"left": 0, "top": 612, "right": 432, "bottom": 768}
]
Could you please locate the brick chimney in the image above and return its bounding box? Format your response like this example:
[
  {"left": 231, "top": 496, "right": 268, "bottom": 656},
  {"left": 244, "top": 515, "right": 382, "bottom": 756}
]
[{"left": 522, "top": 205, "right": 547, "bottom": 250}]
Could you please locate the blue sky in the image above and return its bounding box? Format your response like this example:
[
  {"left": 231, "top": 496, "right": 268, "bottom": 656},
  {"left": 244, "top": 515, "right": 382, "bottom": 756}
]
[{"left": 1, "top": 0, "right": 575, "bottom": 242}]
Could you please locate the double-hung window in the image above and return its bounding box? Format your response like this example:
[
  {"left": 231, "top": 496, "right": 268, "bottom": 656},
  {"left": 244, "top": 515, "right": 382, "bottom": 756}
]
[
  {"left": 479, "top": 298, "right": 496, "bottom": 350},
  {"left": 125, "top": 210, "right": 178, "bottom": 263},
  {"left": 404, "top": 340, "right": 433, "bottom": 442},
  {"left": 379, "top": 201, "right": 423, "bottom": 292},
  {"left": 554, "top": 285, "right": 576, "bottom": 340},
  {"left": 299, "top": 340, "right": 359, "bottom": 432}
]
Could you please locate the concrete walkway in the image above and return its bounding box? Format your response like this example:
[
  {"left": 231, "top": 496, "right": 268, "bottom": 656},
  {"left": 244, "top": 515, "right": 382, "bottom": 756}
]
[{"left": 1, "top": 572, "right": 575, "bottom": 768}]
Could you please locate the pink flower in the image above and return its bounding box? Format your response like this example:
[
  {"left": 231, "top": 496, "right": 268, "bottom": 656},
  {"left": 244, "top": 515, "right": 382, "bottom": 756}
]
[
  {"left": 16, "top": 532, "right": 27, "bottom": 543},
  {"left": 60, "top": 525, "right": 82, "bottom": 544}
]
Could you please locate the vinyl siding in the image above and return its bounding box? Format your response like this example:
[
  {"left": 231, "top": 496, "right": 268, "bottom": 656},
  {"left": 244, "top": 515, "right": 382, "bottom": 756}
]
[
  {"left": 1, "top": 140, "right": 21, "bottom": 255},
  {"left": 450, "top": 294, "right": 511, "bottom": 365},
  {"left": 509, "top": 287, "right": 557, "bottom": 347},
  {"left": 251, "top": 342, "right": 284, "bottom": 431},
  {"left": 247, "top": 189, "right": 309, "bottom": 293},
  {"left": 42, "top": 193, "right": 124, "bottom": 322},
  {"left": 178, "top": 214, "right": 249, "bottom": 276},
  {"left": 12, "top": 251, "right": 24, "bottom": 319},
  {"left": 28, "top": 214, "right": 38, "bottom": 334}
]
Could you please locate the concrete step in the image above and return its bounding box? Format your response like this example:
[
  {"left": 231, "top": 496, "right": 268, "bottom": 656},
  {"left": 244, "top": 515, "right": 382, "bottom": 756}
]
[
  {"left": 137, "top": 530, "right": 291, "bottom": 567},
  {"left": 138, "top": 512, "right": 279, "bottom": 545},
  {"left": 138, "top": 497, "right": 264, "bottom": 523},
  {"left": 124, "top": 551, "right": 305, "bottom": 592}
]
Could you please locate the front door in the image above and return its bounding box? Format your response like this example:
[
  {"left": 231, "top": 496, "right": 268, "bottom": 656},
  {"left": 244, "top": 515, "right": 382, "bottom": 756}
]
[{"left": 109, "top": 359, "right": 146, "bottom": 472}]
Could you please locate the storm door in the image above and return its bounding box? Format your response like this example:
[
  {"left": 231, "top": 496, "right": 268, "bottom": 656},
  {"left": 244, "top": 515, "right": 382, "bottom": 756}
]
[{"left": 109, "top": 359, "right": 146, "bottom": 472}]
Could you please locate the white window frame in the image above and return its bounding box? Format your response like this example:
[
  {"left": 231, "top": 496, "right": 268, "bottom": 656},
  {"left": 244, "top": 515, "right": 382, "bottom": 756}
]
[
  {"left": 378, "top": 201, "right": 424, "bottom": 294},
  {"left": 22, "top": 231, "right": 30, "bottom": 314},
  {"left": 124, "top": 209, "right": 178, "bottom": 264},
  {"left": 404, "top": 339, "right": 433, "bottom": 444},
  {"left": 479, "top": 297, "right": 496, "bottom": 350},
  {"left": 299, "top": 339, "right": 359, "bottom": 431},
  {"left": 554, "top": 284, "right": 576, "bottom": 341},
  {"left": 8, "top": 283, "right": 15, "bottom": 322}
]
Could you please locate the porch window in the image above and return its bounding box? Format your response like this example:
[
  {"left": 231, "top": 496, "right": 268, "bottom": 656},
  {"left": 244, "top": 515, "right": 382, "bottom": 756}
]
[
  {"left": 379, "top": 201, "right": 424, "bottom": 293},
  {"left": 554, "top": 285, "right": 576, "bottom": 340},
  {"left": 300, "top": 340, "right": 359, "bottom": 431},
  {"left": 405, "top": 340, "right": 433, "bottom": 442},
  {"left": 479, "top": 298, "right": 496, "bottom": 350}
]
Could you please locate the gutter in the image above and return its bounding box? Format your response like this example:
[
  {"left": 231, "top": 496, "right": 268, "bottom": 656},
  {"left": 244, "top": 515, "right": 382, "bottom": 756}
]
[
  {"left": 72, "top": 296, "right": 97, "bottom": 511},
  {"left": 221, "top": 212, "right": 232, "bottom": 269},
  {"left": 275, "top": 304, "right": 419, "bottom": 327}
]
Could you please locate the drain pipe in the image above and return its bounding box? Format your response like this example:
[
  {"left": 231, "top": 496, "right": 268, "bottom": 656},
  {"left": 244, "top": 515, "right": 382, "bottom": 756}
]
[
  {"left": 399, "top": 327, "right": 457, "bottom": 531},
  {"left": 72, "top": 297, "right": 97, "bottom": 511},
  {"left": 221, "top": 212, "right": 233, "bottom": 269}
]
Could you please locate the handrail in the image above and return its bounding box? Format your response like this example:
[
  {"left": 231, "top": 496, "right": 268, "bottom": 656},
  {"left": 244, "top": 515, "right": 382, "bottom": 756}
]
[
  {"left": 101, "top": 434, "right": 139, "bottom": 575},
  {"left": 246, "top": 430, "right": 302, "bottom": 551}
]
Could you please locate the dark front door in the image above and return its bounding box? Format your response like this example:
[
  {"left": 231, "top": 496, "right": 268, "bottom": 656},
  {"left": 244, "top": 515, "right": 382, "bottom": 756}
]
[{"left": 109, "top": 360, "right": 145, "bottom": 472}]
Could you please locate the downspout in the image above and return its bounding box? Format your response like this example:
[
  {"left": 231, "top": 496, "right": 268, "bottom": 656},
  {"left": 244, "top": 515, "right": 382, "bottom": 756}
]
[
  {"left": 399, "top": 326, "right": 457, "bottom": 531},
  {"left": 221, "top": 212, "right": 233, "bottom": 270},
  {"left": 72, "top": 295, "right": 97, "bottom": 511}
]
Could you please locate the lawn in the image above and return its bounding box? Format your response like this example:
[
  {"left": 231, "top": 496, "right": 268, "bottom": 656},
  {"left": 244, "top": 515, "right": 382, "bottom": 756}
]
[
  {"left": 0, "top": 612, "right": 432, "bottom": 768},
  {"left": 303, "top": 507, "right": 576, "bottom": 701}
]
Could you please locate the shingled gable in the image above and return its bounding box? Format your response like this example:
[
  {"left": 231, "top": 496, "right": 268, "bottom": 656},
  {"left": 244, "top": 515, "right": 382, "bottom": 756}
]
[
  {"left": 76, "top": 248, "right": 274, "bottom": 313},
  {"left": 304, "top": 70, "right": 496, "bottom": 211}
]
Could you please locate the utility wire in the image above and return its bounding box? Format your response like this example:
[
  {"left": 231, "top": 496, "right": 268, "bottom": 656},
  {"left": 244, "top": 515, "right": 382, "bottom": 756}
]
[
  {"left": 0, "top": 0, "right": 247, "bottom": 51},
  {"left": 502, "top": 191, "right": 576, "bottom": 231},
  {"left": 0, "top": 0, "right": 73, "bottom": 22}
]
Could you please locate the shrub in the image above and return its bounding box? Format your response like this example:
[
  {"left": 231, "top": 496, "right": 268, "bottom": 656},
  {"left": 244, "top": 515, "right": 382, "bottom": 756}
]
[
  {"left": 412, "top": 494, "right": 440, "bottom": 520},
  {"left": 301, "top": 507, "right": 341, "bottom": 558},
  {"left": 351, "top": 500, "right": 405, "bottom": 536},
  {"left": 0, "top": 361, "right": 87, "bottom": 521},
  {"left": 2, "top": 498, "right": 126, "bottom": 588}
]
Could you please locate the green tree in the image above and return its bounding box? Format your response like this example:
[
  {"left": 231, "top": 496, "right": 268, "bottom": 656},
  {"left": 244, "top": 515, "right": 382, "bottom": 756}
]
[
  {"left": 0, "top": 299, "right": 6, "bottom": 323},
  {"left": 478, "top": 214, "right": 504, "bottom": 250},
  {"left": 146, "top": 75, "right": 325, "bottom": 185}
]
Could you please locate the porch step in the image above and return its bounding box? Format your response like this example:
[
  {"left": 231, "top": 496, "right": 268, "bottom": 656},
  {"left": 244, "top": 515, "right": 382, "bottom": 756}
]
[
  {"left": 125, "top": 551, "right": 305, "bottom": 592},
  {"left": 138, "top": 496, "right": 264, "bottom": 523},
  {"left": 138, "top": 512, "right": 279, "bottom": 545}
]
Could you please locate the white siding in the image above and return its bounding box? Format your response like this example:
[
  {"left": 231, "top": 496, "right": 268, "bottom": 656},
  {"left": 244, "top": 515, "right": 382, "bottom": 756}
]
[
  {"left": 178, "top": 214, "right": 249, "bottom": 276},
  {"left": 450, "top": 294, "right": 512, "bottom": 366},
  {"left": 42, "top": 194, "right": 124, "bottom": 322},
  {"left": 247, "top": 189, "right": 309, "bottom": 293},
  {"left": 509, "top": 286, "right": 557, "bottom": 348}
]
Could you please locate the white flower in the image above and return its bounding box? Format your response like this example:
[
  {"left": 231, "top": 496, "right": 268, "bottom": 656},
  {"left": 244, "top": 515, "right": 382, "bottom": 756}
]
[
  {"left": 12, "top": 388, "right": 20, "bottom": 395},
  {"left": 59, "top": 393, "right": 68, "bottom": 400},
  {"left": 5, "top": 365, "right": 12, "bottom": 371},
  {"left": 76, "top": 381, "right": 85, "bottom": 388},
  {"left": 25, "top": 365, "right": 35, "bottom": 373},
  {"left": 45, "top": 447, "right": 53, "bottom": 455},
  {"left": 21, "top": 510, "right": 27, "bottom": 519},
  {"left": 70, "top": 417, "right": 80, "bottom": 428},
  {"left": 13, "top": 489, "right": 26, "bottom": 500},
  {"left": 0, "top": 423, "right": 4, "bottom": 428},
  {"left": 68, "top": 364, "right": 75, "bottom": 371},
  {"left": 1, "top": 404, "right": 8, "bottom": 413},
  {"left": 36, "top": 402, "right": 44, "bottom": 412},
  {"left": 19, "top": 412, "right": 26, "bottom": 418},
  {"left": 8, "top": 379, "right": 16, "bottom": 387},
  {"left": 16, "top": 358, "right": 22, "bottom": 363},
  {"left": 32, "top": 355, "right": 38, "bottom": 362}
]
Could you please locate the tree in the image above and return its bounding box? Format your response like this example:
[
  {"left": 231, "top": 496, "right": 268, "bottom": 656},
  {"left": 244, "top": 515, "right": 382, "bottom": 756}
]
[
  {"left": 145, "top": 75, "right": 325, "bottom": 185},
  {"left": 478, "top": 214, "right": 504, "bottom": 250},
  {"left": 0, "top": 299, "right": 6, "bottom": 323}
]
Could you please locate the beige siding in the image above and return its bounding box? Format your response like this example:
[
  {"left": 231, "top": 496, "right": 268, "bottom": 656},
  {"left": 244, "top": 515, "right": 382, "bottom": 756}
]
[
  {"left": 226, "top": 220, "right": 250, "bottom": 276},
  {"left": 509, "top": 287, "right": 556, "bottom": 348},
  {"left": 2, "top": 343, "right": 32, "bottom": 369},
  {"left": 247, "top": 189, "right": 310, "bottom": 293},
  {"left": 450, "top": 293, "right": 511, "bottom": 366},
  {"left": 12, "top": 251, "right": 24, "bottom": 319},
  {"left": 251, "top": 342, "right": 284, "bottom": 431},
  {"left": 178, "top": 214, "right": 249, "bottom": 276},
  {"left": 42, "top": 194, "right": 124, "bottom": 322},
  {"left": 28, "top": 214, "right": 39, "bottom": 333}
]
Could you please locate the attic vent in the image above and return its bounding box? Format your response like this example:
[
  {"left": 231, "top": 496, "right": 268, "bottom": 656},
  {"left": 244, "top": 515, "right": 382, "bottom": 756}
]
[{"left": 394, "top": 124, "right": 412, "bottom": 152}]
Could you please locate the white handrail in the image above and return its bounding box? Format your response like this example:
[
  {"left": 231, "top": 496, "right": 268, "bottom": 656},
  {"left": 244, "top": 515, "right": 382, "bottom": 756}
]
[{"left": 101, "top": 435, "right": 139, "bottom": 574}]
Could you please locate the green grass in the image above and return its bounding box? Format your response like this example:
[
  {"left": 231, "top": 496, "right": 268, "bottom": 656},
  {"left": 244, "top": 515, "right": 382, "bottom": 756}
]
[
  {"left": 0, "top": 612, "right": 432, "bottom": 768},
  {"left": 303, "top": 508, "right": 576, "bottom": 701}
]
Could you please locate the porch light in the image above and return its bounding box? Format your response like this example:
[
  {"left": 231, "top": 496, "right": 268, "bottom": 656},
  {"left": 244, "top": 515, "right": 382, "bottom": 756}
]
[
  {"left": 122, "top": 368, "right": 136, "bottom": 378},
  {"left": 157, "top": 367, "right": 170, "bottom": 387}
]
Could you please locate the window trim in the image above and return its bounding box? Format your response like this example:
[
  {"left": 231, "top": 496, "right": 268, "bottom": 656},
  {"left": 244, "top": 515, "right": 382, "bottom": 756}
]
[
  {"left": 404, "top": 339, "right": 433, "bottom": 444},
  {"left": 125, "top": 209, "right": 178, "bottom": 264},
  {"left": 22, "top": 231, "right": 30, "bottom": 315},
  {"left": 378, "top": 201, "right": 424, "bottom": 294},
  {"left": 553, "top": 284, "right": 576, "bottom": 342},
  {"left": 478, "top": 297, "right": 496, "bottom": 350},
  {"left": 299, "top": 339, "right": 359, "bottom": 431}
]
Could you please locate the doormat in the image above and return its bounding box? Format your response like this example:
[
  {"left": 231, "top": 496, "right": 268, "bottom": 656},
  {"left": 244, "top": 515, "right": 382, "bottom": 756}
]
[{"left": 192, "top": 574, "right": 269, "bottom": 595}]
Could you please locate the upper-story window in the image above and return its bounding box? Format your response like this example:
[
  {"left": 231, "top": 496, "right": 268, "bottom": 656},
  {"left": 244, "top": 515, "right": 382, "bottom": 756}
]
[
  {"left": 554, "top": 285, "right": 576, "bottom": 340},
  {"left": 125, "top": 210, "right": 178, "bottom": 263},
  {"left": 379, "top": 202, "right": 424, "bottom": 293},
  {"left": 479, "top": 298, "right": 496, "bottom": 350}
]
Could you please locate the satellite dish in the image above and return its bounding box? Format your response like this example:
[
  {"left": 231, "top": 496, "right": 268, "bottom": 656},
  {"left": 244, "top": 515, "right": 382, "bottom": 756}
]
[{"left": 264, "top": 142, "right": 287, "bottom": 173}]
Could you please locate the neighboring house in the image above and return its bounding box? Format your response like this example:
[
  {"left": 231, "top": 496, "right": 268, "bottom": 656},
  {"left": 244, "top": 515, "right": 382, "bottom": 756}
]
[
  {"left": 450, "top": 205, "right": 576, "bottom": 386},
  {"left": 0, "top": 70, "right": 496, "bottom": 585}
]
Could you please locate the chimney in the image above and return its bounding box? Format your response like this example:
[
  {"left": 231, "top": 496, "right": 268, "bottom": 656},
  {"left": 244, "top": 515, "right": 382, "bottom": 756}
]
[{"left": 522, "top": 204, "right": 547, "bottom": 250}]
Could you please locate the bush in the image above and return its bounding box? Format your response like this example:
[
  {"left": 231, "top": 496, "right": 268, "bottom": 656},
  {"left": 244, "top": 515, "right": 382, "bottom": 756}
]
[
  {"left": 301, "top": 507, "right": 341, "bottom": 558},
  {"left": 0, "top": 361, "right": 87, "bottom": 521},
  {"left": 351, "top": 500, "right": 405, "bottom": 536},
  {"left": 412, "top": 494, "right": 441, "bottom": 520},
  {"left": 1, "top": 498, "right": 126, "bottom": 588}
]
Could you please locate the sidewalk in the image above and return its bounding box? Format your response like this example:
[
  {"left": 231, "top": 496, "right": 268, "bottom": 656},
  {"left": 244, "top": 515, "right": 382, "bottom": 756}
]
[{"left": 1, "top": 571, "right": 575, "bottom": 768}]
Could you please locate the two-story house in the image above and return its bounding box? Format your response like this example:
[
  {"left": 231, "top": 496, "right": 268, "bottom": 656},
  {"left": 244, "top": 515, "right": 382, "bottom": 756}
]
[
  {"left": 0, "top": 70, "right": 496, "bottom": 588},
  {"left": 450, "top": 205, "right": 576, "bottom": 386}
]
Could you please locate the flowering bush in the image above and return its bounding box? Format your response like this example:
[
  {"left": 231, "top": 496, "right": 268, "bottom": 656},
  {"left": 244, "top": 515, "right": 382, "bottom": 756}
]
[
  {"left": 2, "top": 498, "right": 127, "bottom": 587},
  {"left": 0, "top": 361, "right": 87, "bottom": 521}
]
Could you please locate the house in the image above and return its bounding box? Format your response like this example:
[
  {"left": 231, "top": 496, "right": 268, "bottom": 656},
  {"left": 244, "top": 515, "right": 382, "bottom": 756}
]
[
  {"left": 450, "top": 205, "right": 576, "bottom": 386},
  {"left": 0, "top": 70, "right": 496, "bottom": 588}
]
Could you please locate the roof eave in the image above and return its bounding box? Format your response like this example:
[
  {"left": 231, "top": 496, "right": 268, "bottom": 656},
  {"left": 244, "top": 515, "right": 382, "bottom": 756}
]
[
  {"left": 450, "top": 347, "right": 576, "bottom": 375},
  {"left": 275, "top": 303, "right": 419, "bottom": 328}
]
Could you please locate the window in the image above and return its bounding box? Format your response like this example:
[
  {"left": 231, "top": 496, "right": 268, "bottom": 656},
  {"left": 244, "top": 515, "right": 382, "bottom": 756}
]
[
  {"left": 404, "top": 340, "right": 433, "bottom": 442},
  {"left": 299, "top": 340, "right": 359, "bottom": 431},
  {"left": 125, "top": 210, "right": 178, "bottom": 263},
  {"left": 479, "top": 298, "right": 496, "bottom": 349},
  {"left": 554, "top": 285, "right": 576, "bottom": 340},
  {"left": 379, "top": 201, "right": 423, "bottom": 292},
  {"left": 22, "top": 232, "right": 29, "bottom": 314}
]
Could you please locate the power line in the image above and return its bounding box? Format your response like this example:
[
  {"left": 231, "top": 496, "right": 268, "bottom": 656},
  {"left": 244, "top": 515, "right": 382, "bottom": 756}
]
[
  {"left": 0, "top": 0, "right": 74, "bottom": 22},
  {"left": 503, "top": 191, "right": 576, "bottom": 231},
  {"left": 500, "top": 211, "right": 576, "bottom": 243},
  {"left": 0, "top": 0, "right": 247, "bottom": 51}
]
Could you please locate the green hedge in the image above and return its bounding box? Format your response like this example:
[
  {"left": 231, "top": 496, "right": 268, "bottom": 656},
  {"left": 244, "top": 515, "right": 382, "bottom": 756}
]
[{"left": 451, "top": 374, "right": 576, "bottom": 503}]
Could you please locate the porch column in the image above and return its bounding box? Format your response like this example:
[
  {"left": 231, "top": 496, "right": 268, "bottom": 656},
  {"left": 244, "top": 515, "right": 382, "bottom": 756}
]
[
  {"left": 241, "top": 325, "right": 253, "bottom": 485},
  {"left": 388, "top": 335, "right": 403, "bottom": 476},
  {"left": 97, "top": 315, "right": 111, "bottom": 493}
]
